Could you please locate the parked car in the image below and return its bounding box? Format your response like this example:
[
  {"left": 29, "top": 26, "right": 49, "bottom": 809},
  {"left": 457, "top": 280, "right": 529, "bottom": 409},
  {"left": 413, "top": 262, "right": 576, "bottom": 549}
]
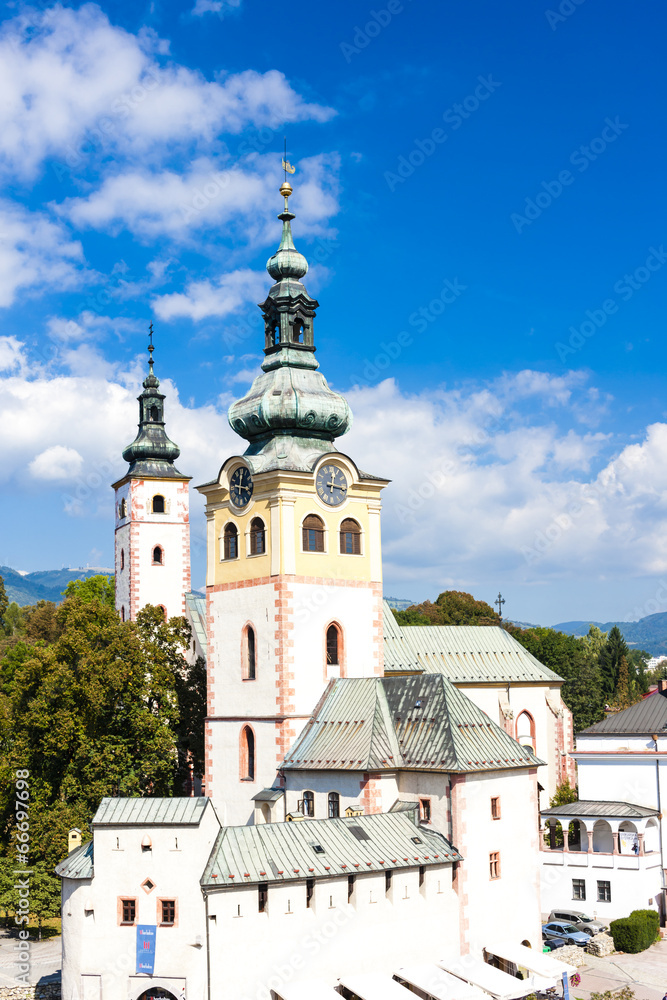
[
  {"left": 542, "top": 922, "right": 591, "bottom": 947},
  {"left": 548, "top": 909, "right": 608, "bottom": 935}
]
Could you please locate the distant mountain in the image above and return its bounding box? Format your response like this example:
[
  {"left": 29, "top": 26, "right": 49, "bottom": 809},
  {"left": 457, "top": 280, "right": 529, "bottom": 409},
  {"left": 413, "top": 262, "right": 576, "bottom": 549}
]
[
  {"left": 384, "top": 596, "right": 416, "bottom": 611},
  {"left": 0, "top": 566, "right": 113, "bottom": 606},
  {"left": 553, "top": 612, "right": 667, "bottom": 657}
]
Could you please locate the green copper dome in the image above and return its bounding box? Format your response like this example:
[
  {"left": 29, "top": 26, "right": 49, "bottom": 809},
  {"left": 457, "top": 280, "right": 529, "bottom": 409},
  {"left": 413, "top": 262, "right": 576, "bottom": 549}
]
[
  {"left": 228, "top": 180, "right": 351, "bottom": 473},
  {"left": 122, "top": 336, "right": 186, "bottom": 479}
]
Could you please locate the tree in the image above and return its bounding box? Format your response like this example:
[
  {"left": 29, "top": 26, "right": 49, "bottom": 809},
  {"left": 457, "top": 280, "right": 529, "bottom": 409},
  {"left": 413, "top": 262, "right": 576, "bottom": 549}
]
[
  {"left": 549, "top": 779, "right": 578, "bottom": 807},
  {"left": 0, "top": 575, "right": 8, "bottom": 636},
  {"left": 393, "top": 591, "right": 500, "bottom": 627},
  {"left": 4, "top": 603, "right": 24, "bottom": 637},
  {"left": 0, "top": 595, "right": 183, "bottom": 868},
  {"left": 62, "top": 575, "right": 115, "bottom": 607},
  {"left": 30, "top": 862, "right": 61, "bottom": 940},
  {"left": 598, "top": 626, "right": 630, "bottom": 698},
  {"left": 22, "top": 601, "right": 60, "bottom": 644}
]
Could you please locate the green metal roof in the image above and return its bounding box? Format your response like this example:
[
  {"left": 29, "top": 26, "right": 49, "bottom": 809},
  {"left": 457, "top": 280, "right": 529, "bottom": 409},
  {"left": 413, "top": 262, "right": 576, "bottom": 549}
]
[
  {"left": 201, "top": 810, "right": 460, "bottom": 888},
  {"left": 541, "top": 800, "right": 659, "bottom": 819},
  {"left": 55, "top": 839, "right": 94, "bottom": 880},
  {"left": 382, "top": 602, "right": 562, "bottom": 683},
  {"left": 92, "top": 796, "right": 209, "bottom": 826},
  {"left": 282, "top": 675, "right": 543, "bottom": 774}
]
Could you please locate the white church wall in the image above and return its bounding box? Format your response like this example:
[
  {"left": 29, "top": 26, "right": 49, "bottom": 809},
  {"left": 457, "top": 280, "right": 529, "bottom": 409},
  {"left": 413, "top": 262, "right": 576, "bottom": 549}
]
[
  {"left": 206, "top": 865, "right": 458, "bottom": 1000},
  {"left": 540, "top": 850, "right": 663, "bottom": 922},
  {"left": 456, "top": 768, "right": 542, "bottom": 956},
  {"left": 207, "top": 718, "right": 283, "bottom": 826},
  {"left": 397, "top": 772, "right": 450, "bottom": 832}
]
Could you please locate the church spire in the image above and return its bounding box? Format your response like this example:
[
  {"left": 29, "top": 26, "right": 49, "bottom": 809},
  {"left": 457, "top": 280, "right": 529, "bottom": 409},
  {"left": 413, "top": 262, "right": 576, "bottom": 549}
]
[
  {"left": 227, "top": 178, "right": 351, "bottom": 473},
  {"left": 122, "top": 326, "right": 184, "bottom": 479}
]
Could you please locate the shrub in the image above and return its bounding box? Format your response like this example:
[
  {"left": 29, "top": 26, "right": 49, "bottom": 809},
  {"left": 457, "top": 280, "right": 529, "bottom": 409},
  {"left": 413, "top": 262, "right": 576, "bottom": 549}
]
[{"left": 609, "top": 909, "right": 659, "bottom": 953}]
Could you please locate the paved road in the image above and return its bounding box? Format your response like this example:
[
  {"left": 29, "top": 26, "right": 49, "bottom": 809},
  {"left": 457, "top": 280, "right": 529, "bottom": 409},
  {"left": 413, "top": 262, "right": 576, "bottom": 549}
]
[
  {"left": 0, "top": 933, "right": 61, "bottom": 987},
  {"left": 575, "top": 940, "right": 667, "bottom": 1000}
]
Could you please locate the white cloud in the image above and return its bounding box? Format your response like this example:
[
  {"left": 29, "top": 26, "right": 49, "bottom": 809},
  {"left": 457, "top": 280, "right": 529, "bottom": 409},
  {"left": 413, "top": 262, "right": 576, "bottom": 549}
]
[
  {"left": 29, "top": 445, "right": 84, "bottom": 480},
  {"left": 0, "top": 5, "right": 334, "bottom": 179},
  {"left": 0, "top": 336, "right": 26, "bottom": 372},
  {"left": 46, "top": 311, "right": 141, "bottom": 344},
  {"left": 153, "top": 268, "right": 266, "bottom": 321},
  {"left": 192, "top": 0, "right": 242, "bottom": 15},
  {"left": 58, "top": 152, "right": 341, "bottom": 242},
  {"left": 0, "top": 200, "right": 84, "bottom": 306}
]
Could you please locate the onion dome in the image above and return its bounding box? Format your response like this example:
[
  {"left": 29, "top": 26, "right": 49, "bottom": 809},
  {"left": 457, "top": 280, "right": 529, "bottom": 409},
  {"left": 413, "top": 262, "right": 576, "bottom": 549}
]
[
  {"left": 122, "top": 329, "right": 186, "bottom": 479},
  {"left": 228, "top": 179, "right": 351, "bottom": 473}
]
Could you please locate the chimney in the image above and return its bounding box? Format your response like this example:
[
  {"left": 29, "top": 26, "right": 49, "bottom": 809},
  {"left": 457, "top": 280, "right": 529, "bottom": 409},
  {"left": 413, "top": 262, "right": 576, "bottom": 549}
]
[
  {"left": 659, "top": 680, "right": 667, "bottom": 694},
  {"left": 68, "top": 828, "right": 82, "bottom": 853}
]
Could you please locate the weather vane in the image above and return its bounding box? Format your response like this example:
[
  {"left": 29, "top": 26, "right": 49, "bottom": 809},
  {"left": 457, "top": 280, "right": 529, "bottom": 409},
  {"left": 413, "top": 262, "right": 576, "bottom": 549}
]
[
  {"left": 494, "top": 592, "right": 505, "bottom": 620},
  {"left": 282, "top": 136, "right": 296, "bottom": 180},
  {"left": 148, "top": 322, "right": 154, "bottom": 369}
]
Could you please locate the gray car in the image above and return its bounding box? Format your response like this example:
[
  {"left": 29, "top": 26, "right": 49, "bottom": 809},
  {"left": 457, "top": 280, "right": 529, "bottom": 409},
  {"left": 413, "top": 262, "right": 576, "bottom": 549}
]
[
  {"left": 548, "top": 909, "right": 607, "bottom": 935},
  {"left": 542, "top": 922, "right": 591, "bottom": 947}
]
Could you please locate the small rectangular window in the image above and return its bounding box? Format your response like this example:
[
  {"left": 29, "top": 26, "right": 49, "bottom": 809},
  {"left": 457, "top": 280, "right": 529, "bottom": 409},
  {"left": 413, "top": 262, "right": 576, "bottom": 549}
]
[
  {"left": 121, "top": 898, "right": 136, "bottom": 924},
  {"left": 160, "top": 899, "right": 176, "bottom": 925},
  {"left": 572, "top": 878, "right": 586, "bottom": 901},
  {"left": 419, "top": 798, "right": 431, "bottom": 823},
  {"left": 491, "top": 796, "right": 501, "bottom": 820},
  {"left": 419, "top": 865, "right": 425, "bottom": 887},
  {"left": 347, "top": 875, "right": 355, "bottom": 901},
  {"left": 385, "top": 870, "right": 392, "bottom": 894},
  {"left": 258, "top": 883, "right": 268, "bottom": 913},
  {"left": 597, "top": 880, "right": 611, "bottom": 902},
  {"left": 306, "top": 879, "right": 314, "bottom": 908},
  {"left": 489, "top": 852, "right": 500, "bottom": 880}
]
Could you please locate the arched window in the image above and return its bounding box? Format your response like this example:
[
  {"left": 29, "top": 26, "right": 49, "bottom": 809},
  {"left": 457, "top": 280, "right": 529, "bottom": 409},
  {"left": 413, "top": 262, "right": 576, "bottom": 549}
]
[
  {"left": 326, "top": 623, "right": 341, "bottom": 665},
  {"left": 340, "top": 518, "right": 361, "bottom": 555},
  {"left": 152, "top": 545, "right": 163, "bottom": 565},
  {"left": 149, "top": 405, "right": 159, "bottom": 421},
  {"left": 120, "top": 549, "right": 125, "bottom": 571},
  {"left": 121, "top": 606, "right": 125, "bottom": 622},
  {"left": 243, "top": 625, "right": 256, "bottom": 680},
  {"left": 158, "top": 605, "right": 167, "bottom": 621},
  {"left": 516, "top": 710, "right": 535, "bottom": 750},
  {"left": 240, "top": 726, "right": 255, "bottom": 781},
  {"left": 328, "top": 792, "right": 340, "bottom": 818},
  {"left": 223, "top": 523, "right": 239, "bottom": 560},
  {"left": 250, "top": 518, "right": 266, "bottom": 555},
  {"left": 302, "top": 791, "right": 314, "bottom": 817},
  {"left": 293, "top": 319, "right": 304, "bottom": 344},
  {"left": 303, "top": 514, "right": 325, "bottom": 552},
  {"left": 119, "top": 498, "right": 127, "bottom": 519},
  {"left": 152, "top": 494, "right": 165, "bottom": 514}
]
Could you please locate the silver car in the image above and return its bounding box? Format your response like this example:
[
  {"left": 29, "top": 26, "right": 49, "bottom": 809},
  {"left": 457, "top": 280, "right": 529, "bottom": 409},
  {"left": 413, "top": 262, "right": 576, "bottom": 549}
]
[{"left": 548, "top": 909, "right": 607, "bottom": 935}]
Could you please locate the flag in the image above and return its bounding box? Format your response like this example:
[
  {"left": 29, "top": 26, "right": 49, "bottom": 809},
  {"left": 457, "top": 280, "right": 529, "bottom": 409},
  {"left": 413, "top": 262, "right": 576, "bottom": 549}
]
[{"left": 282, "top": 158, "right": 296, "bottom": 174}]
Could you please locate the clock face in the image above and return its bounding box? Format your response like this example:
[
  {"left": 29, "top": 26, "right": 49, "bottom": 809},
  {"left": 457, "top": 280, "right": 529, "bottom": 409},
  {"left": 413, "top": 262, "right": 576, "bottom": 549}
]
[
  {"left": 229, "top": 466, "right": 253, "bottom": 508},
  {"left": 316, "top": 463, "right": 348, "bottom": 506}
]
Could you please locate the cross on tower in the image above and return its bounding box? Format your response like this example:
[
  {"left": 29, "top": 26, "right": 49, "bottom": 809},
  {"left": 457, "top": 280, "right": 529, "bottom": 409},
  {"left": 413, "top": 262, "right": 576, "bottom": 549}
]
[
  {"left": 494, "top": 592, "right": 505, "bottom": 620},
  {"left": 148, "top": 322, "right": 154, "bottom": 369}
]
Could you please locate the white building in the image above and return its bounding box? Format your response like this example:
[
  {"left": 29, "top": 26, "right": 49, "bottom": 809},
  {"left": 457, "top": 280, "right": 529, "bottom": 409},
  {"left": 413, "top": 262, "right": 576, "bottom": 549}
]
[
  {"left": 539, "top": 681, "right": 667, "bottom": 922},
  {"left": 58, "top": 179, "right": 573, "bottom": 1000}
]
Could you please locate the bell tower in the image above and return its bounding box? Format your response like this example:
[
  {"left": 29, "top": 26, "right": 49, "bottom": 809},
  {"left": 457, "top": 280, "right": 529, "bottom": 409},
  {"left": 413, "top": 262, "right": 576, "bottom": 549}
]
[
  {"left": 199, "top": 180, "right": 388, "bottom": 824},
  {"left": 113, "top": 329, "right": 192, "bottom": 622}
]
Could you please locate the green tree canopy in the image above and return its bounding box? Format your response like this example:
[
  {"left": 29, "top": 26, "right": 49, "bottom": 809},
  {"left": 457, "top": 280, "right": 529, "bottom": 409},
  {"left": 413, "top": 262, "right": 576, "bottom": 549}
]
[
  {"left": 62, "top": 574, "right": 115, "bottom": 607},
  {"left": 598, "top": 625, "right": 630, "bottom": 698},
  {"left": 393, "top": 590, "right": 501, "bottom": 626},
  {"left": 0, "top": 574, "right": 8, "bottom": 635},
  {"left": 0, "top": 594, "right": 200, "bottom": 869}
]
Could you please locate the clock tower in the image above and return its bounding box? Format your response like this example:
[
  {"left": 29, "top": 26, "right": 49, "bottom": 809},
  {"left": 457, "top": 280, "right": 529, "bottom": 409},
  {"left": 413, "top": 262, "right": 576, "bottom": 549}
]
[{"left": 198, "top": 180, "right": 388, "bottom": 824}]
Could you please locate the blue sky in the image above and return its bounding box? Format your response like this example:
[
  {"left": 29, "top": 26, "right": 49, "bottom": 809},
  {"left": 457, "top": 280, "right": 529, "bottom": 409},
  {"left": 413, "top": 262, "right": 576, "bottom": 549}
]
[{"left": 0, "top": 0, "right": 665, "bottom": 626}]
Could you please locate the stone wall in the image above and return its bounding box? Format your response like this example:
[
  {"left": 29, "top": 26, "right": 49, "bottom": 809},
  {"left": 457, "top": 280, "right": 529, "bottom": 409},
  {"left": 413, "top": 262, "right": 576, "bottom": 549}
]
[{"left": 0, "top": 985, "right": 60, "bottom": 1000}]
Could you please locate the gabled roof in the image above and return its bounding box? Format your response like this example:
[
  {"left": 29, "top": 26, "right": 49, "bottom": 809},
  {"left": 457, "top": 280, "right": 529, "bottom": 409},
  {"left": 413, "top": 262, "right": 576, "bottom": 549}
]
[
  {"left": 382, "top": 602, "right": 562, "bottom": 683},
  {"left": 55, "top": 839, "right": 93, "bottom": 880},
  {"left": 201, "top": 810, "right": 460, "bottom": 888},
  {"left": 282, "top": 675, "right": 542, "bottom": 773},
  {"left": 578, "top": 692, "right": 667, "bottom": 735},
  {"left": 541, "top": 800, "right": 659, "bottom": 820},
  {"left": 92, "top": 796, "right": 210, "bottom": 826}
]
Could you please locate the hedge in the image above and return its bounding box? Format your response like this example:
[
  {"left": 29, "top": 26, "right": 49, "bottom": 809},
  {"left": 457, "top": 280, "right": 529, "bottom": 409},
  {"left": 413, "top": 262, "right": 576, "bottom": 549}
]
[{"left": 609, "top": 909, "right": 660, "bottom": 953}]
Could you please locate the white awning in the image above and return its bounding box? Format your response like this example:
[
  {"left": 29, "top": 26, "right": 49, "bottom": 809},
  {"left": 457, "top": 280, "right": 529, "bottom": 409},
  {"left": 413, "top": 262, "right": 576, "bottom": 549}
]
[
  {"left": 338, "top": 974, "right": 412, "bottom": 1000},
  {"left": 395, "top": 964, "right": 486, "bottom": 1000},
  {"left": 274, "top": 980, "right": 342, "bottom": 1000},
  {"left": 436, "top": 957, "right": 536, "bottom": 1000},
  {"left": 485, "top": 942, "right": 576, "bottom": 980}
]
